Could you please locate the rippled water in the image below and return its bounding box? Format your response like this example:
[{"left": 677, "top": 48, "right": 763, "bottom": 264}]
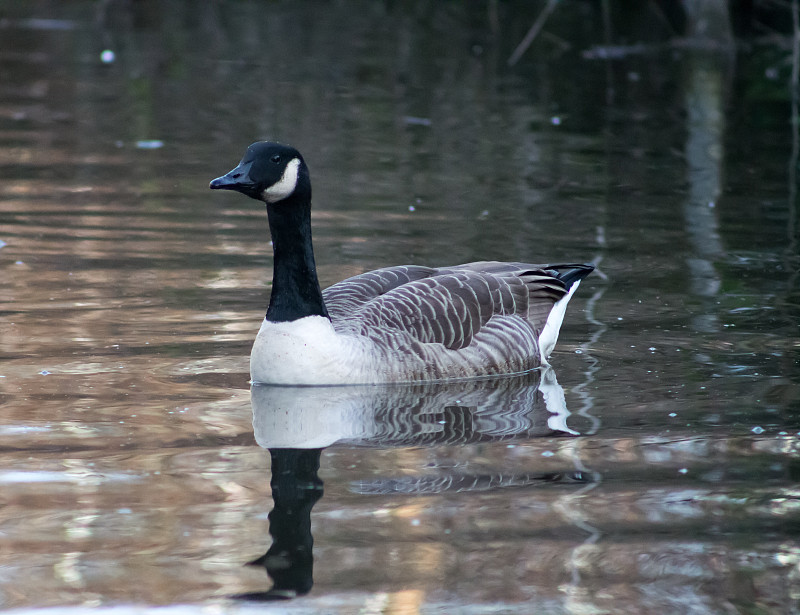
[{"left": 1, "top": 2, "right": 799, "bottom": 613}]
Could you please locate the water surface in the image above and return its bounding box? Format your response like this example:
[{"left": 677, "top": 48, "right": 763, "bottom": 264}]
[{"left": 1, "top": 2, "right": 799, "bottom": 613}]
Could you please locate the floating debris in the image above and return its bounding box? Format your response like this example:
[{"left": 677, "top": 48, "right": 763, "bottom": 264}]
[
  {"left": 7, "top": 18, "right": 77, "bottom": 31},
  {"left": 135, "top": 140, "right": 164, "bottom": 149},
  {"left": 403, "top": 116, "right": 432, "bottom": 127}
]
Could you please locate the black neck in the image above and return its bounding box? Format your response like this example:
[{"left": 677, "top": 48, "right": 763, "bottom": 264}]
[{"left": 265, "top": 191, "right": 329, "bottom": 323}]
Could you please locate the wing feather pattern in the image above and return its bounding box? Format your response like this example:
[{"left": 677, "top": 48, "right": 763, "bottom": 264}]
[
  {"left": 323, "top": 265, "right": 435, "bottom": 321},
  {"left": 319, "top": 261, "right": 593, "bottom": 379}
]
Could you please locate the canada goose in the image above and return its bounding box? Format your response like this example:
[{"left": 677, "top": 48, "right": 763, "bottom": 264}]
[{"left": 210, "top": 141, "right": 593, "bottom": 385}]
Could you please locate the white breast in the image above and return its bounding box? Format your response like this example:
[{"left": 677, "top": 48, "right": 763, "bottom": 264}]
[{"left": 250, "top": 315, "right": 376, "bottom": 385}]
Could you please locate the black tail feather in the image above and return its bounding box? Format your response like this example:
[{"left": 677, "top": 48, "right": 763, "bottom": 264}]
[{"left": 548, "top": 263, "right": 595, "bottom": 288}]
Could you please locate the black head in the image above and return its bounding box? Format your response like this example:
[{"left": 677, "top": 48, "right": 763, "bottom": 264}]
[{"left": 209, "top": 142, "right": 309, "bottom": 203}]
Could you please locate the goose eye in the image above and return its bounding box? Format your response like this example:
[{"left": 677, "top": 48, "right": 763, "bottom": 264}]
[{"left": 270, "top": 154, "right": 281, "bottom": 163}]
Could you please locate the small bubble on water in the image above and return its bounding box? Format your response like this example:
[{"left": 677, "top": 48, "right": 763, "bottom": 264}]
[
  {"left": 117, "top": 508, "right": 132, "bottom": 514},
  {"left": 751, "top": 426, "right": 765, "bottom": 434},
  {"left": 668, "top": 412, "right": 677, "bottom": 418},
  {"left": 100, "top": 49, "right": 116, "bottom": 63},
  {"left": 678, "top": 468, "right": 688, "bottom": 474},
  {"left": 39, "top": 370, "right": 51, "bottom": 375},
  {"left": 541, "top": 450, "right": 554, "bottom": 457},
  {"left": 408, "top": 205, "right": 415, "bottom": 212},
  {"left": 550, "top": 116, "right": 561, "bottom": 125},
  {"left": 411, "top": 519, "right": 420, "bottom": 526},
  {"left": 649, "top": 347, "right": 656, "bottom": 351}
]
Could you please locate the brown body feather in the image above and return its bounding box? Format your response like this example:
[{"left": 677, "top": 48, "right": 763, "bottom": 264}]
[{"left": 320, "top": 261, "right": 592, "bottom": 380}]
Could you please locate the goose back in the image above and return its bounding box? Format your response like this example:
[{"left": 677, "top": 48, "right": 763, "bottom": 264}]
[{"left": 315, "top": 261, "right": 593, "bottom": 381}]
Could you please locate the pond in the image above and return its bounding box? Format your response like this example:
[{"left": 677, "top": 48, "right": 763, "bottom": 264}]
[{"left": 1, "top": 1, "right": 799, "bottom": 613}]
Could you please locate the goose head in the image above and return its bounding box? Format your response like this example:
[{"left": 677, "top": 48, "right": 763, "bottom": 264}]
[{"left": 209, "top": 141, "right": 309, "bottom": 204}]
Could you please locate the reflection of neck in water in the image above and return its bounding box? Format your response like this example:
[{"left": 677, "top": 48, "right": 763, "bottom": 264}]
[
  {"left": 251, "top": 367, "right": 576, "bottom": 450},
  {"left": 235, "top": 448, "right": 323, "bottom": 601}
]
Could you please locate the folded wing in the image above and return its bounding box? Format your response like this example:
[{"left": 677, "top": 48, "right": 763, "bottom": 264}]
[{"left": 323, "top": 262, "right": 589, "bottom": 351}]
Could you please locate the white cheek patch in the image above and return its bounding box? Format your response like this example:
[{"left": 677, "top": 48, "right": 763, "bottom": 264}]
[{"left": 262, "top": 157, "right": 301, "bottom": 203}]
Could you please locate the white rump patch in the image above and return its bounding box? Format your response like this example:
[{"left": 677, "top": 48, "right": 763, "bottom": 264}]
[
  {"left": 262, "top": 157, "right": 301, "bottom": 203},
  {"left": 538, "top": 280, "right": 581, "bottom": 363}
]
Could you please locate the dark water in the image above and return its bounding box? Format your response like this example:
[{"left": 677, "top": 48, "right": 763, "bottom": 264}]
[{"left": 1, "top": 1, "right": 799, "bottom": 613}]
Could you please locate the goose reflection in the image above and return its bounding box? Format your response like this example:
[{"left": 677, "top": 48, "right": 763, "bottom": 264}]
[{"left": 239, "top": 366, "right": 587, "bottom": 600}]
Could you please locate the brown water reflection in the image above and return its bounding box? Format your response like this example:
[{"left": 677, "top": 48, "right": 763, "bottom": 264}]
[{"left": 1, "top": 1, "right": 799, "bottom": 613}]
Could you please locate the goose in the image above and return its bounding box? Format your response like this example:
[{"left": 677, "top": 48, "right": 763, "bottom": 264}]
[{"left": 209, "top": 141, "right": 593, "bottom": 385}]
